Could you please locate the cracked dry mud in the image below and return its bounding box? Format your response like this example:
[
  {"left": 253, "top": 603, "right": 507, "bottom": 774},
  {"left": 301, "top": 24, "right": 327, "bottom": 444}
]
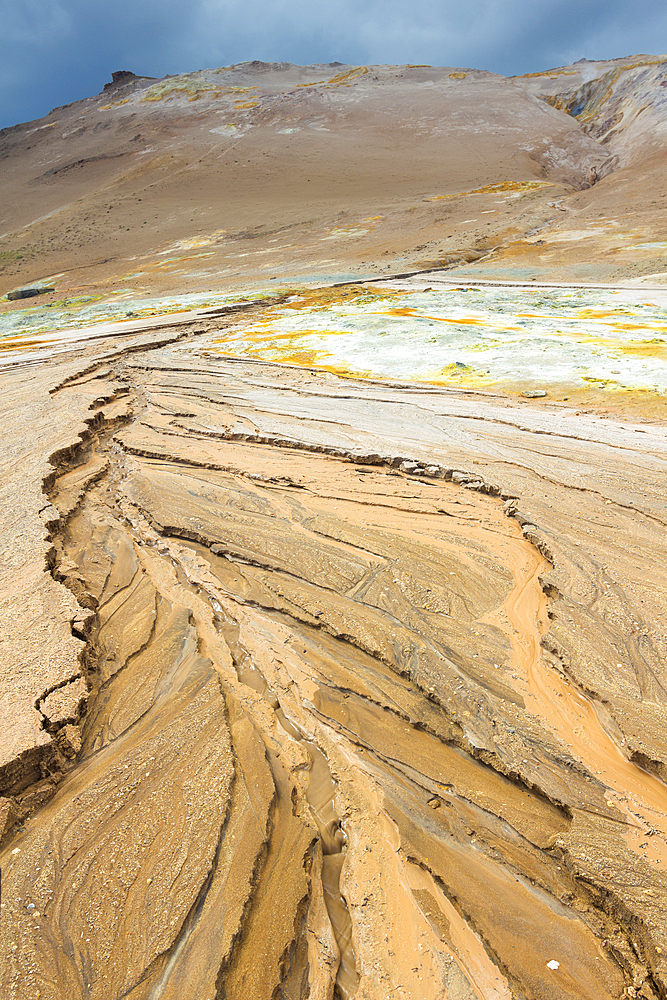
[{"left": 1, "top": 304, "right": 666, "bottom": 1000}]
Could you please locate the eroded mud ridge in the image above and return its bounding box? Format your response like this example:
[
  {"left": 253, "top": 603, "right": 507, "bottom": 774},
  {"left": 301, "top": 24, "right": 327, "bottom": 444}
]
[{"left": 3, "top": 337, "right": 667, "bottom": 1000}]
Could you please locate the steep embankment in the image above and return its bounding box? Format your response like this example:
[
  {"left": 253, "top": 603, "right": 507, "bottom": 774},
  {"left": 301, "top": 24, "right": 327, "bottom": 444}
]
[
  {"left": 515, "top": 55, "right": 667, "bottom": 167},
  {"left": 470, "top": 55, "right": 667, "bottom": 284}
]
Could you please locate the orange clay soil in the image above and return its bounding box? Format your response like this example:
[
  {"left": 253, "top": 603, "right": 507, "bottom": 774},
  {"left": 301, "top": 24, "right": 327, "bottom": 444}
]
[{"left": 1, "top": 316, "right": 666, "bottom": 998}]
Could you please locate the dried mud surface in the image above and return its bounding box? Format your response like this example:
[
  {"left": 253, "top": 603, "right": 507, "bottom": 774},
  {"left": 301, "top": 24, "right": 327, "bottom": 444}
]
[
  {"left": 2, "top": 55, "right": 667, "bottom": 1000},
  {"left": 0, "top": 303, "right": 666, "bottom": 1000}
]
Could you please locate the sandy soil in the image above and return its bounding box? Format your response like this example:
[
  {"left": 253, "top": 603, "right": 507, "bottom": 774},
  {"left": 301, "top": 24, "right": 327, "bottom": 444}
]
[{"left": 1, "top": 57, "right": 667, "bottom": 1000}]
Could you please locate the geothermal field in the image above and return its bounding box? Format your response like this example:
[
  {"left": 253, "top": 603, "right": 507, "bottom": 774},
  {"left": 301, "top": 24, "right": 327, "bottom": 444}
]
[{"left": 1, "top": 57, "right": 667, "bottom": 1000}]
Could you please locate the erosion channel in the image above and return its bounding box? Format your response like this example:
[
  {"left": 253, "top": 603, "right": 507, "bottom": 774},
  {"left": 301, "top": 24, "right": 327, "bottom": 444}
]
[{"left": 2, "top": 308, "right": 667, "bottom": 1000}]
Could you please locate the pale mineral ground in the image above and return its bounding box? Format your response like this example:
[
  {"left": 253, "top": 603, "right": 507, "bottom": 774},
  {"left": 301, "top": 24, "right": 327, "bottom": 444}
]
[{"left": 1, "top": 57, "right": 667, "bottom": 1000}]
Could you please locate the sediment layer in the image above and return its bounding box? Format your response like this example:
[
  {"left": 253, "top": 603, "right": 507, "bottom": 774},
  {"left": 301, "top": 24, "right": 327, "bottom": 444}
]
[{"left": 2, "top": 308, "right": 667, "bottom": 999}]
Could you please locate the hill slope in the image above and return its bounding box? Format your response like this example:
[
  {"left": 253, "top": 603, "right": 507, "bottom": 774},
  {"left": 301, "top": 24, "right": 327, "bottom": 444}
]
[{"left": 1, "top": 59, "right": 648, "bottom": 304}]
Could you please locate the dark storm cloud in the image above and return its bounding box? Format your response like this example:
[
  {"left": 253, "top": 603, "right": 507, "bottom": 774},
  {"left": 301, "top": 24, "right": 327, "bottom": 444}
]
[{"left": 2, "top": 0, "right": 666, "bottom": 128}]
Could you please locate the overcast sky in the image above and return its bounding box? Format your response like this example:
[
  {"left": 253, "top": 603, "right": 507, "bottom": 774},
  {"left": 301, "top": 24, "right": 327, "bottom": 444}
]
[{"left": 2, "top": 0, "right": 666, "bottom": 129}]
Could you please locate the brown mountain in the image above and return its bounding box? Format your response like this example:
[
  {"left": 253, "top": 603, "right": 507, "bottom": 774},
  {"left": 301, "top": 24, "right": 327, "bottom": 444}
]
[{"left": 3, "top": 57, "right": 665, "bottom": 303}]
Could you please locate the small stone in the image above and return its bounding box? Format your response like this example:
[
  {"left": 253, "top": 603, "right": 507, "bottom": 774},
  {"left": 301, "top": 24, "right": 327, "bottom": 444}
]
[
  {"left": 546, "top": 960, "right": 560, "bottom": 970},
  {"left": 427, "top": 797, "right": 442, "bottom": 809},
  {"left": 0, "top": 797, "right": 17, "bottom": 838},
  {"left": 523, "top": 389, "right": 547, "bottom": 398},
  {"left": 59, "top": 724, "right": 82, "bottom": 757},
  {"left": 6, "top": 286, "right": 55, "bottom": 301}
]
